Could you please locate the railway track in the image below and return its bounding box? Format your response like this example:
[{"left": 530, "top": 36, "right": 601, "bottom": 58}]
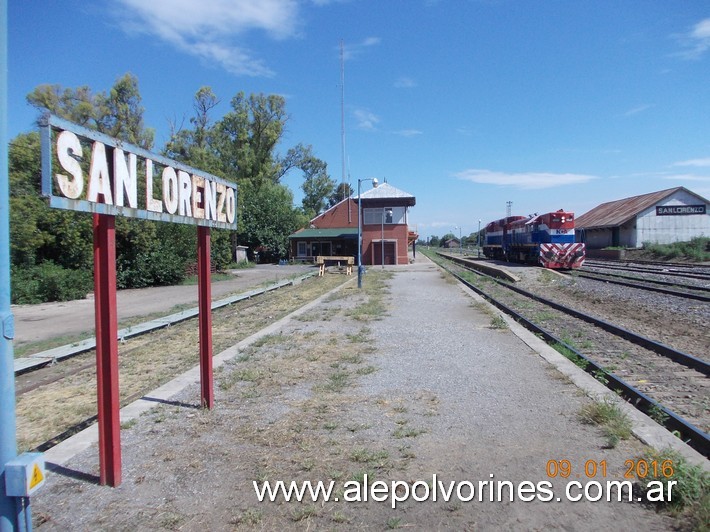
[
  {"left": 560, "top": 269, "right": 710, "bottom": 303},
  {"left": 14, "top": 273, "right": 351, "bottom": 454},
  {"left": 435, "top": 252, "right": 710, "bottom": 458},
  {"left": 583, "top": 259, "right": 710, "bottom": 282}
]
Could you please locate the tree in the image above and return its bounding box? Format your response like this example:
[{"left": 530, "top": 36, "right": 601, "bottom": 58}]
[
  {"left": 328, "top": 182, "right": 353, "bottom": 207},
  {"left": 214, "top": 92, "right": 288, "bottom": 188},
  {"left": 239, "top": 180, "right": 308, "bottom": 260},
  {"left": 17, "top": 74, "right": 171, "bottom": 295}
]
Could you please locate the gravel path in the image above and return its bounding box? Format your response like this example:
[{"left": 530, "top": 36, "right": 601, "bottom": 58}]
[{"left": 29, "top": 256, "right": 688, "bottom": 530}]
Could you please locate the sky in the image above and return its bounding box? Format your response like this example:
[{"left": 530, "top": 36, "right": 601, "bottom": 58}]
[{"left": 7, "top": 0, "right": 710, "bottom": 239}]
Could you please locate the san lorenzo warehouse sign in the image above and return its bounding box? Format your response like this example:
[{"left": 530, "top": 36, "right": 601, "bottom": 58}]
[
  {"left": 41, "top": 114, "right": 237, "bottom": 229},
  {"left": 655, "top": 205, "right": 706, "bottom": 216}
]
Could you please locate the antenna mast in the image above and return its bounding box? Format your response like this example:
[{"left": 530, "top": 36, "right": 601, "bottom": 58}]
[
  {"left": 341, "top": 40, "right": 350, "bottom": 223},
  {"left": 506, "top": 201, "right": 512, "bottom": 217}
]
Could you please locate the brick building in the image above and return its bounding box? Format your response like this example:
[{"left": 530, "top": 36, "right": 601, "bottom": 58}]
[{"left": 288, "top": 182, "right": 417, "bottom": 265}]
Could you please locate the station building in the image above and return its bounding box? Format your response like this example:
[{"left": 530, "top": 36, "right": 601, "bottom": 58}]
[
  {"left": 288, "top": 181, "right": 417, "bottom": 265},
  {"left": 575, "top": 186, "right": 709, "bottom": 249}
]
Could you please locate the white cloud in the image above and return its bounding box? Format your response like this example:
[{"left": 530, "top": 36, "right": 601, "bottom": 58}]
[
  {"left": 624, "top": 104, "right": 653, "bottom": 116},
  {"left": 353, "top": 109, "right": 380, "bottom": 130},
  {"left": 394, "top": 77, "right": 417, "bottom": 88},
  {"left": 662, "top": 174, "right": 710, "bottom": 182},
  {"left": 672, "top": 158, "right": 710, "bottom": 167},
  {"left": 674, "top": 18, "right": 710, "bottom": 60},
  {"left": 393, "top": 129, "right": 423, "bottom": 137},
  {"left": 455, "top": 169, "right": 597, "bottom": 190},
  {"left": 114, "top": 0, "right": 301, "bottom": 76},
  {"left": 342, "top": 37, "right": 381, "bottom": 60}
]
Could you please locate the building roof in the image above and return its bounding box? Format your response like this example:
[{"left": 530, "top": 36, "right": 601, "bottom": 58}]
[
  {"left": 289, "top": 227, "right": 358, "bottom": 239},
  {"left": 575, "top": 187, "right": 708, "bottom": 229},
  {"left": 356, "top": 182, "right": 416, "bottom": 206}
]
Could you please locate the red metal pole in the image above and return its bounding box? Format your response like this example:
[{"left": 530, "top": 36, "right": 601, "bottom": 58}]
[
  {"left": 93, "top": 214, "right": 121, "bottom": 487},
  {"left": 197, "top": 226, "right": 214, "bottom": 409}
]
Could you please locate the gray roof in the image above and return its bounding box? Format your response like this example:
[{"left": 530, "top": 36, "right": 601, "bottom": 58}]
[
  {"left": 356, "top": 182, "right": 416, "bottom": 205},
  {"left": 576, "top": 186, "right": 708, "bottom": 229}
]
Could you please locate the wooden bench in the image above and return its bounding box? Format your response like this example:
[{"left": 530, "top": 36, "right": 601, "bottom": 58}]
[{"left": 316, "top": 255, "right": 354, "bottom": 276}]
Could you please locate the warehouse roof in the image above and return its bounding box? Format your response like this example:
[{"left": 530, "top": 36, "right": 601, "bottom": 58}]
[{"left": 575, "top": 186, "right": 708, "bottom": 229}]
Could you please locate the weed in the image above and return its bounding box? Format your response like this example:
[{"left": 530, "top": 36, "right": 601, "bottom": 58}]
[
  {"left": 233, "top": 508, "right": 262, "bottom": 526},
  {"left": 346, "top": 327, "right": 371, "bottom": 343},
  {"left": 291, "top": 505, "right": 318, "bottom": 522},
  {"left": 553, "top": 343, "right": 589, "bottom": 370},
  {"left": 341, "top": 353, "right": 364, "bottom": 364},
  {"left": 356, "top": 365, "right": 378, "bottom": 376},
  {"left": 636, "top": 448, "right": 709, "bottom": 526},
  {"left": 322, "top": 370, "right": 350, "bottom": 392},
  {"left": 350, "top": 448, "right": 390, "bottom": 467},
  {"left": 332, "top": 511, "right": 349, "bottom": 524},
  {"left": 120, "top": 419, "right": 137, "bottom": 430},
  {"left": 647, "top": 403, "right": 670, "bottom": 426},
  {"left": 386, "top": 517, "right": 402, "bottom": 529},
  {"left": 593, "top": 369, "right": 609, "bottom": 385},
  {"left": 489, "top": 315, "right": 508, "bottom": 329},
  {"left": 393, "top": 426, "right": 427, "bottom": 439},
  {"left": 159, "top": 511, "right": 185, "bottom": 529},
  {"left": 578, "top": 397, "right": 632, "bottom": 447}
]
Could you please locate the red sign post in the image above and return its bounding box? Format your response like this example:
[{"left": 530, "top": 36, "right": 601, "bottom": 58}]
[
  {"left": 93, "top": 214, "right": 121, "bottom": 486},
  {"left": 197, "top": 226, "right": 214, "bottom": 409}
]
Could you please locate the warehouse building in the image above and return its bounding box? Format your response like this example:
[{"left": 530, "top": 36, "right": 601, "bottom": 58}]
[{"left": 575, "top": 186, "right": 709, "bottom": 249}]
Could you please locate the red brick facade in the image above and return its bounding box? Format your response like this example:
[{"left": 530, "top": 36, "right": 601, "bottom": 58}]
[{"left": 289, "top": 186, "right": 416, "bottom": 265}]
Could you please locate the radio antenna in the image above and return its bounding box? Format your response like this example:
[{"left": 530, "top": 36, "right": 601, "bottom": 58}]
[{"left": 340, "top": 40, "right": 350, "bottom": 223}]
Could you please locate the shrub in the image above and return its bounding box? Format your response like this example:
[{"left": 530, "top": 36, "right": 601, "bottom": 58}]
[
  {"left": 642, "top": 237, "right": 710, "bottom": 262},
  {"left": 11, "top": 262, "right": 93, "bottom": 304}
]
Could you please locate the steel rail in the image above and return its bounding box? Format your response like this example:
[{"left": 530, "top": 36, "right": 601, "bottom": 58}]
[
  {"left": 445, "top": 254, "right": 709, "bottom": 376},
  {"left": 561, "top": 270, "right": 710, "bottom": 302},
  {"left": 583, "top": 262, "right": 710, "bottom": 281},
  {"left": 584, "top": 258, "right": 710, "bottom": 270},
  {"left": 434, "top": 254, "right": 710, "bottom": 458}
]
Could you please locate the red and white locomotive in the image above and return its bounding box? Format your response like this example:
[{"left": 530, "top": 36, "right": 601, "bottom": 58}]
[{"left": 482, "top": 209, "right": 585, "bottom": 269}]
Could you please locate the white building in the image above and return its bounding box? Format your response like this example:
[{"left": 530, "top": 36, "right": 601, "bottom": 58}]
[{"left": 576, "top": 187, "right": 709, "bottom": 249}]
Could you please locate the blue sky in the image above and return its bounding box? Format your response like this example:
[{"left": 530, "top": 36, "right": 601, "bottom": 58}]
[{"left": 8, "top": 1, "right": 710, "bottom": 239}]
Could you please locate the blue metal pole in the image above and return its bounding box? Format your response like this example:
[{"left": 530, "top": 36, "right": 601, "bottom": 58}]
[
  {"left": 357, "top": 179, "right": 363, "bottom": 288},
  {"left": 0, "top": 0, "right": 21, "bottom": 529}
]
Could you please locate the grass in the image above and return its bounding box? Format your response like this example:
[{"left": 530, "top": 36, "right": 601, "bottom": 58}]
[
  {"left": 636, "top": 448, "right": 709, "bottom": 527},
  {"left": 15, "top": 273, "right": 350, "bottom": 451},
  {"left": 578, "top": 397, "right": 632, "bottom": 448},
  {"left": 489, "top": 315, "right": 508, "bottom": 329},
  {"left": 553, "top": 342, "right": 589, "bottom": 370}
]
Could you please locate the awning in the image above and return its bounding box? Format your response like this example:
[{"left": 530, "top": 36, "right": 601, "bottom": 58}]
[{"left": 289, "top": 228, "right": 358, "bottom": 239}]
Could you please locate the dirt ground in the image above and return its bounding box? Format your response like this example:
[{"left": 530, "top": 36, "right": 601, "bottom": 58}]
[
  {"left": 28, "top": 263, "right": 695, "bottom": 531},
  {"left": 12, "top": 263, "right": 315, "bottom": 349}
]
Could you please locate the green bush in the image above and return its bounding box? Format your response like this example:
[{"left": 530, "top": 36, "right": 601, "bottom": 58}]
[
  {"left": 11, "top": 263, "right": 93, "bottom": 304},
  {"left": 117, "top": 244, "right": 188, "bottom": 289},
  {"left": 642, "top": 237, "right": 710, "bottom": 261}
]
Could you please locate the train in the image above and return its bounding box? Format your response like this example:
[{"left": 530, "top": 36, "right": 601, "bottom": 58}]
[{"left": 482, "top": 209, "right": 585, "bottom": 269}]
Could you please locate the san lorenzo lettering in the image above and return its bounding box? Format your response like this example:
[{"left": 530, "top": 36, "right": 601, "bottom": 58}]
[
  {"left": 41, "top": 114, "right": 236, "bottom": 229},
  {"left": 655, "top": 205, "right": 706, "bottom": 216}
]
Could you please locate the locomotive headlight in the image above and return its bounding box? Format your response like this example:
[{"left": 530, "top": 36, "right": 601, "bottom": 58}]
[{"left": 561, "top": 217, "right": 566, "bottom": 223}]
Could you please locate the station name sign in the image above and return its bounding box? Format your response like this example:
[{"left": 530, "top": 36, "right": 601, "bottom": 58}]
[
  {"left": 41, "top": 114, "right": 237, "bottom": 229},
  {"left": 655, "top": 205, "right": 706, "bottom": 216}
]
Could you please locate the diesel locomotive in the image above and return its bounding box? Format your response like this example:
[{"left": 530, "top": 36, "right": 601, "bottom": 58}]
[{"left": 482, "top": 209, "right": 585, "bottom": 269}]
